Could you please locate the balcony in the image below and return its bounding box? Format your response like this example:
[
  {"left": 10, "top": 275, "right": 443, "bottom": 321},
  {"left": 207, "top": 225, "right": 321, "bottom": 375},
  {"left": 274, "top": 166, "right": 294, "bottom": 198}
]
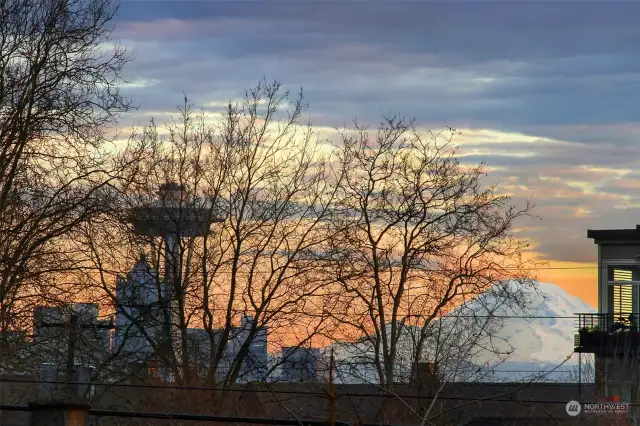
[{"left": 575, "top": 313, "right": 640, "bottom": 356}]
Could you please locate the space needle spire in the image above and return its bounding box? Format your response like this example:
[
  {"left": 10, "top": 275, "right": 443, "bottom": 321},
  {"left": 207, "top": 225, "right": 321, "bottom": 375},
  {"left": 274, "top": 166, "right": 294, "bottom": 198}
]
[{"left": 127, "top": 182, "right": 224, "bottom": 379}]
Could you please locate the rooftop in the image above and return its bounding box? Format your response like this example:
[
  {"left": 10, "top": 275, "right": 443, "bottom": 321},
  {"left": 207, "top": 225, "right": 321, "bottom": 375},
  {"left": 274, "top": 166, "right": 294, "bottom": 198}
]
[{"left": 587, "top": 225, "right": 640, "bottom": 242}]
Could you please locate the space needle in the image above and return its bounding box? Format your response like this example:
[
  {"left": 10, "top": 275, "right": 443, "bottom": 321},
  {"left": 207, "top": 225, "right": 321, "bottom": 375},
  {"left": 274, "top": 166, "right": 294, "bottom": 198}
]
[{"left": 127, "top": 182, "right": 224, "bottom": 373}]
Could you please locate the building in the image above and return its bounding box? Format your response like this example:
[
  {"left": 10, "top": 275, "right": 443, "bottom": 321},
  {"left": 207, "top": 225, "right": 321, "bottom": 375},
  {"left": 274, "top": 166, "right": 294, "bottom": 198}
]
[
  {"left": 185, "top": 314, "right": 268, "bottom": 383},
  {"left": 0, "top": 330, "right": 31, "bottom": 376},
  {"left": 235, "top": 314, "right": 268, "bottom": 382},
  {"left": 32, "top": 303, "right": 112, "bottom": 392},
  {"left": 114, "top": 254, "right": 165, "bottom": 365},
  {"left": 575, "top": 224, "right": 640, "bottom": 421},
  {"left": 33, "top": 303, "right": 111, "bottom": 364},
  {"left": 113, "top": 254, "right": 271, "bottom": 384},
  {"left": 123, "top": 182, "right": 224, "bottom": 382},
  {"left": 280, "top": 347, "right": 323, "bottom": 382},
  {"left": 114, "top": 255, "right": 269, "bottom": 383}
]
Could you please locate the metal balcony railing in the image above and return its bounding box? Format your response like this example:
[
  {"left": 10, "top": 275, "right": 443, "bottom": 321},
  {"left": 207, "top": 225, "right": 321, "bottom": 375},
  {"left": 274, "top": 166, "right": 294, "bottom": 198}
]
[
  {"left": 576, "top": 312, "right": 640, "bottom": 333},
  {"left": 575, "top": 313, "right": 640, "bottom": 355}
]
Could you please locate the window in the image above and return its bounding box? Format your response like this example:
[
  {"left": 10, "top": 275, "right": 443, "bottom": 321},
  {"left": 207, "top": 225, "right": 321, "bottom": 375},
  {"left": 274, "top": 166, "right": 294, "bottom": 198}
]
[
  {"left": 608, "top": 266, "right": 639, "bottom": 315},
  {"left": 613, "top": 285, "right": 633, "bottom": 314},
  {"left": 608, "top": 266, "right": 636, "bottom": 283}
]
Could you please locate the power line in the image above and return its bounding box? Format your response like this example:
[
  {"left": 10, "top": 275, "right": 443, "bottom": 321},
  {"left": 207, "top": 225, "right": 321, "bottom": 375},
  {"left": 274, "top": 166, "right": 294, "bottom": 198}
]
[
  {"left": 92, "top": 394, "right": 628, "bottom": 405},
  {"left": 88, "top": 409, "right": 358, "bottom": 426},
  {"left": 527, "top": 266, "right": 597, "bottom": 270},
  {"left": 400, "top": 315, "right": 581, "bottom": 319},
  {"left": 0, "top": 405, "right": 357, "bottom": 426},
  {"left": 89, "top": 265, "right": 601, "bottom": 280},
  {"left": 13, "top": 313, "right": 597, "bottom": 328},
  {"left": 0, "top": 377, "right": 584, "bottom": 398},
  {"left": 1, "top": 390, "right": 635, "bottom": 417}
]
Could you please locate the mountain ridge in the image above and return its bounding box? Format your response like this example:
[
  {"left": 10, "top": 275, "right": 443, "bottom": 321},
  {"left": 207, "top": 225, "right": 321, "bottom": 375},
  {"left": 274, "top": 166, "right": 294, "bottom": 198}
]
[{"left": 327, "top": 281, "right": 595, "bottom": 383}]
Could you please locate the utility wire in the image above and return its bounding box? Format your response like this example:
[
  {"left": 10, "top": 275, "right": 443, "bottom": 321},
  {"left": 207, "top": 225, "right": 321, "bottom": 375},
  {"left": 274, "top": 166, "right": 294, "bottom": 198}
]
[
  {"left": 88, "top": 265, "right": 601, "bottom": 279},
  {"left": 0, "top": 377, "right": 586, "bottom": 397},
  {"left": 16, "top": 314, "right": 595, "bottom": 323},
  {"left": 0, "top": 390, "right": 632, "bottom": 413},
  {"left": 136, "top": 266, "right": 600, "bottom": 282},
  {"left": 88, "top": 409, "right": 358, "bottom": 426},
  {"left": 0, "top": 405, "right": 356, "bottom": 426}
]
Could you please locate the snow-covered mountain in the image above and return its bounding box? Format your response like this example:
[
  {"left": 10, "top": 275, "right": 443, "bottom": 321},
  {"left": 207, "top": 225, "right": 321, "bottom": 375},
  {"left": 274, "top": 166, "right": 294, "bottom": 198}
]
[
  {"left": 458, "top": 280, "right": 596, "bottom": 382},
  {"left": 327, "top": 280, "right": 596, "bottom": 384}
]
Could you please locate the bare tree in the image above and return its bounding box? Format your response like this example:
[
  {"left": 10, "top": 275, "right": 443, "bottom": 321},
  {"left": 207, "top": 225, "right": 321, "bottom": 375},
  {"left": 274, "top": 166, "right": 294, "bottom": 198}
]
[
  {"left": 0, "top": 0, "right": 131, "bottom": 374},
  {"left": 78, "top": 80, "right": 341, "bottom": 392},
  {"left": 324, "top": 116, "right": 537, "bottom": 391}
]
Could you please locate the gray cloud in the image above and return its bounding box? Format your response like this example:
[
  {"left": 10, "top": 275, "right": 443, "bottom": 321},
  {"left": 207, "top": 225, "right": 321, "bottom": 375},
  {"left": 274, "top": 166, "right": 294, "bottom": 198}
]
[
  {"left": 117, "top": 1, "right": 640, "bottom": 60},
  {"left": 110, "top": 0, "right": 640, "bottom": 266},
  {"left": 113, "top": 0, "right": 640, "bottom": 129}
]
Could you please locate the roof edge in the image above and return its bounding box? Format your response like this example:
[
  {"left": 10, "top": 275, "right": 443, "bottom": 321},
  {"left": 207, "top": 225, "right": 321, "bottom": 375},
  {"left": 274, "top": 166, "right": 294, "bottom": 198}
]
[{"left": 588, "top": 226, "right": 640, "bottom": 241}]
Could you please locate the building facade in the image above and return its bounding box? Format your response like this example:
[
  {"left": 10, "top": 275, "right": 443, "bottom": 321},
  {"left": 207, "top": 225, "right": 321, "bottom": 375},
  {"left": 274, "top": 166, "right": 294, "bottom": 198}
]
[
  {"left": 32, "top": 302, "right": 112, "bottom": 394},
  {"left": 114, "top": 255, "right": 165, "bottom": 364},
  {"left": 185, "top": 314, "right": 268, "bottom": 383},
  {"left": 280, "top": 347, "right": 323, "bottom": 382},
  {"left": 114, "top": 256, "right": 270, "bottom": 383},
  {"left": 575, "top": 224, "right": 640, "bottom": 422}
]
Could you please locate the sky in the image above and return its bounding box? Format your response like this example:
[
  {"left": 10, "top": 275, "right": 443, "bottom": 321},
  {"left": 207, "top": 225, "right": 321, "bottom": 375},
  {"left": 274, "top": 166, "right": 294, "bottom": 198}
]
[{"left": 110, "top": 0, "right": 640, "bottom": 307}]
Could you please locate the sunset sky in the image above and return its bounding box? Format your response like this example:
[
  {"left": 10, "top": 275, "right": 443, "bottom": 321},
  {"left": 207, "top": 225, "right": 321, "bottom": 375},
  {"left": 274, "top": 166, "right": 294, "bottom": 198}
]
[{"left": 110, "top": 1, "right": 640, "bottom": 308}]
